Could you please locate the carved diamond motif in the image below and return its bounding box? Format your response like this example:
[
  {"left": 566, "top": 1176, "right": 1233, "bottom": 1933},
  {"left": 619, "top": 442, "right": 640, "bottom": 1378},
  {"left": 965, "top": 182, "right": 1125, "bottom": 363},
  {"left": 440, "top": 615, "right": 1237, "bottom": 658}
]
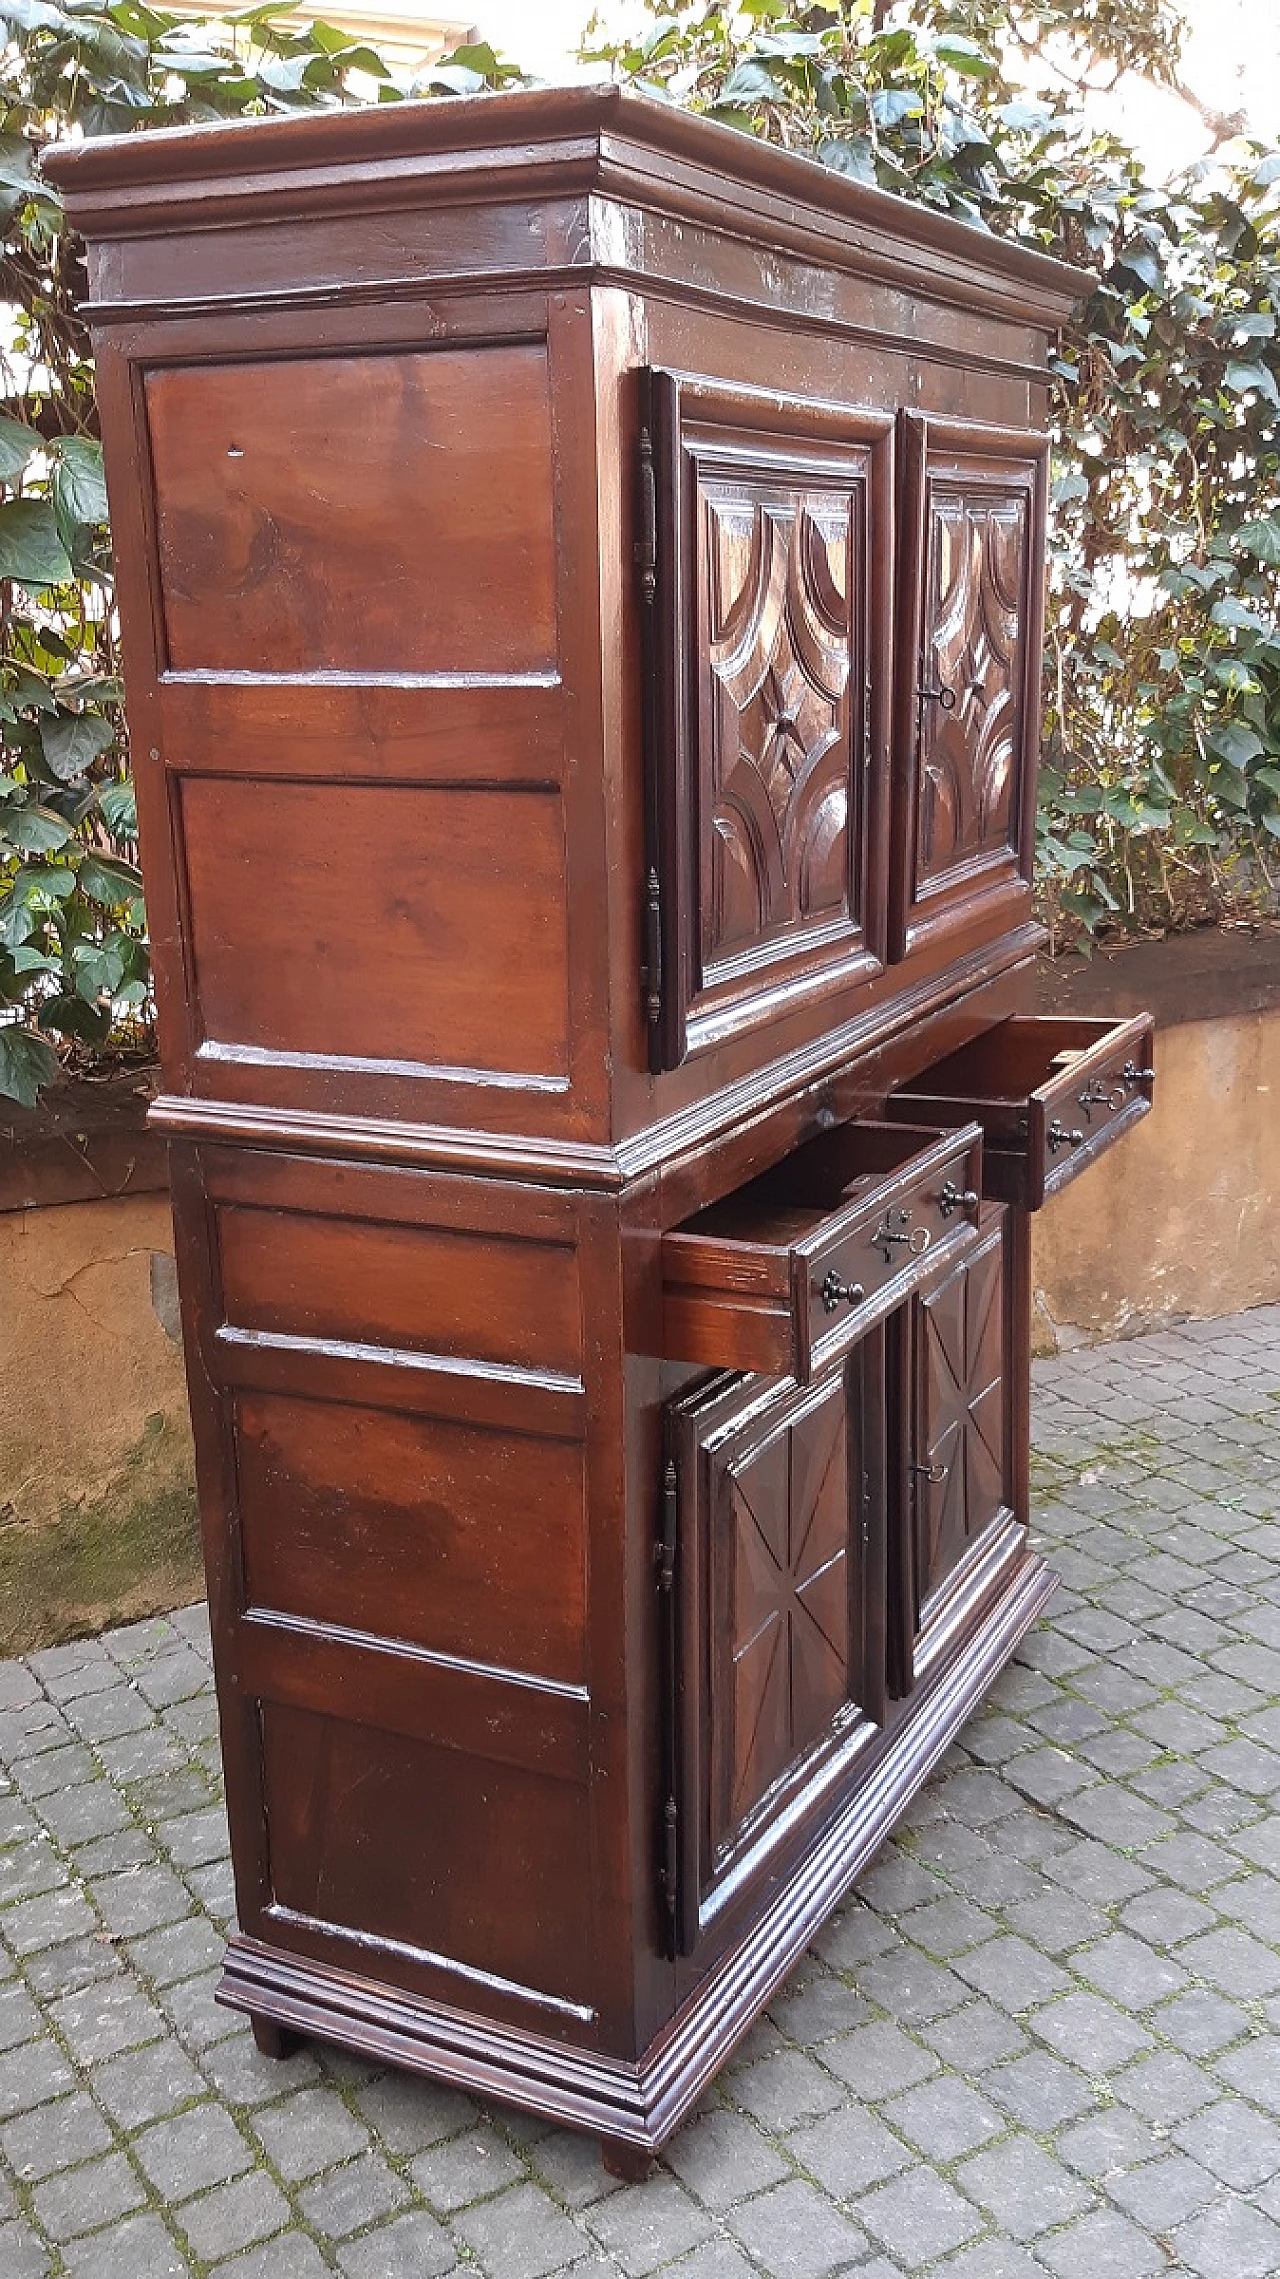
[
  {"left": 918, "top": 488, "right": 1028, "bottom": 885},
  {"left": 701, "top": 489, "right": 854, "bottom": 969},
  {"left": 723, "top": 1388, "right": 849, "bottom": 1841},
  {"left": 918, "top": 1229, "right": 1007, "bottom": 1612}
]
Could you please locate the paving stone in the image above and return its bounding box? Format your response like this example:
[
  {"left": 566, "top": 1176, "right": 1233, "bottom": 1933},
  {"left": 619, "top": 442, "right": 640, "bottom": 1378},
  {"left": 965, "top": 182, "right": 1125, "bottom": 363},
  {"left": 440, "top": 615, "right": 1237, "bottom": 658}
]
[
  {"left": 409, "top": 2124, "right": 528, "bottom": 2211},
  {"left": 297, "top": 2148, "right": 410, "bottom": 2237},
  {"left": 32, "top": 2148, "right": 149, "bottom": 2239},
  {"left": 335, "top": 2208, "right": 457, "bottom": 2278},
  {"left": 955, "top": 2138, "right": 1093, "bottom": 2240},
  {"left": 726, "top": 2178, "right": 867, "bottom": 2279},
  {"left": 856, "top": 2165, "right": 984, "bottom": 2267},
  {"left": 1112, "top": 2048, "right": 1217, "bottom": 2123},
  {"left": 252, "top": 2085, "right": 370, "bottom": 2181},
  {"left": 133, "top": 2101, "right": 255, "bottom": 2199},
  {"left": 177, "top": 2169, "right": 291, "bottom": 2261},
  {"left": 454, "top": 2180, "right": 589, "bottom": 2279},
  {"left": 1073, "top": 1931, "right": 1189, "bottom": 2009},
  {"left": 1004, "top": 1889, "right": 1107, "bottom": 1955},
  {"left": 1, "top": 2089, "right": 112, "bottom": 2178},
  {"left": 60, "top": 2210, "right": 192, "bottom": 2276},
  {"left": 820, "top": 2021, "right": 937, "bottom": 2098},
  {"left": 665, "top": 2108, "right": 791, "bottom": 2209},
  {"left": 50, "top": 1975, "right": 167, "bottom": 2064},
  {"left": 881, "top": 2075, "right": 1002, "bottom": 2159},
  {"left": 983, "top": 2050, "right": 1096, "bottom": 2130},
  {"left": 1176, "top": 1922, "right": 1280, "bottom": 1997},
  {"left": 729, "top": 2046, "right": 846, "bottom": 2129},
  {"left": 1106, "top": 2151, "right": 1217, "bottom": 2229},
  {"left": 920, "top": 2001, "right": 1027, "bottom": 2072},
  {"left": 953, "top": 1934, "right": 1069, "bottom": 2013},
  {"left": 1054, "top": 2106, "right": 1161, "bottom": 2180},
  {"left": 1172, "top": 2095, "right": 1280, "bottom": 2188},
  {"left": 767, "top": 1972, "right": 873, "bottom": 2042},
  {"left": 1027, "top": 1991, "right": 1152, "bottom": 2073},
  {"left": 1036, "top": 2205, "right": 1165, "bottom": 2277},
  {"left": 210, "top": 2236, "right": 331, "bottom": 2279},
  {"left": 586, "top": 2174, "right": 715, "bottom": 2276},
  {"left": 1172, "top": 2195, "right": 1280, "bottom": 2279}
]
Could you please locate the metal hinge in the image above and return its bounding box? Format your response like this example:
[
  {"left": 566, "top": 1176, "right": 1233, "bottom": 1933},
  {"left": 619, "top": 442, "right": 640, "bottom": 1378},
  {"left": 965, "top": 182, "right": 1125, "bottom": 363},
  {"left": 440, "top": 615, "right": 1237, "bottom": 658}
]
[
  {"left": 642, "top": 865, "right": 663, "bottom": 1033},
  {"left": 635, "top": 424, "right": 657, "bottom": 606},
  {"left": 636, "top": 412, "right": 665, "bottom": 1047},
  {"left": 658, "top": 1455, "right": 680, "bottom": 1940}
]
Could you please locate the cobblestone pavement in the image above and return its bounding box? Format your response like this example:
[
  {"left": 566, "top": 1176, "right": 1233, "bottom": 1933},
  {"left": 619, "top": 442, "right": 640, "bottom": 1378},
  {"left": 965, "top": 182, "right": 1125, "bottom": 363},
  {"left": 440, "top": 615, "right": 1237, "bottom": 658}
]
[{"left": 1, "top": 1309, "right": 1279, "bottom": 2278}]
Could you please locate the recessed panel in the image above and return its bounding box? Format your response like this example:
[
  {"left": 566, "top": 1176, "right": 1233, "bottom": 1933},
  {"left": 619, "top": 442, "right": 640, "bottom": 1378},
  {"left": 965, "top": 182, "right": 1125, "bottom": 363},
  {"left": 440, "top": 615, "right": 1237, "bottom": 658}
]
[
  {"left": 145, "top": 346, "right": 558, "bottom": 675},
  {"left": 261, "top": 1703, "right": 593, "bottom": 2009},
  {"left": 178, "top": 777, "right": 570, "bottom": 1082},
  {"left": 237, "top": 1395, "right": 587, "bottom": 1684},
  {"left": 218, "top": 1203, "right": 581, "bottom": 1380}
]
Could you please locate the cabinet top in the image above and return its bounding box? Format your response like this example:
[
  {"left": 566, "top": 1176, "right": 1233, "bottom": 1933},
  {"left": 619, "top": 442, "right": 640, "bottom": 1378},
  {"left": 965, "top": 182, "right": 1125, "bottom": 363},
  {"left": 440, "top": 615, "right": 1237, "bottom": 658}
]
[{"left": 44, "top": 80, "right": 1084, "bottom": 328}]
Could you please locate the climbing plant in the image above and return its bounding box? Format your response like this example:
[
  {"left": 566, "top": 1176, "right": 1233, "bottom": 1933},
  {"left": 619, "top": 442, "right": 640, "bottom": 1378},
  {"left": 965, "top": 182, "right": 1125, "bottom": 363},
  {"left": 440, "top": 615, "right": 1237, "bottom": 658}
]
[{"left": 0, "top": 1, "right": 515, "bottom": 1105}]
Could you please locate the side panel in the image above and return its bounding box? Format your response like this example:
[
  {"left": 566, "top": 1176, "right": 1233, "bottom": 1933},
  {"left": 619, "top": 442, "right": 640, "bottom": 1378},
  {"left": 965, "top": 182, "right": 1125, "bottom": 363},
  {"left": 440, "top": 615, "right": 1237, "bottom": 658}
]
[{"left": 169, "top": 1143, "right": 616, "bottom": 2039}]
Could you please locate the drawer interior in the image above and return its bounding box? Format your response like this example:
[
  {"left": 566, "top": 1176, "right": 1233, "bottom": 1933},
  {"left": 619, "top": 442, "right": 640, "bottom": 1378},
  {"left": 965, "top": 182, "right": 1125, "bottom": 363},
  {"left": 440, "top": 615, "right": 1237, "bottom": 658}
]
[
  {"left": 669, "top": 1120, "right": 956, "bottom": 1253},
  {"left": 894, "top": 1016, "right": 1131, "bottom": 1111}
]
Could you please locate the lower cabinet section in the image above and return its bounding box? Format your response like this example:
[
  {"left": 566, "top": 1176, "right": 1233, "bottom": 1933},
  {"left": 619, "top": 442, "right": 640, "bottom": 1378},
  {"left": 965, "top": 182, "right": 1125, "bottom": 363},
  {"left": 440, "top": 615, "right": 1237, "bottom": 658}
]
[{"left": 665, "top": 1204, "right": 1025, "bottom": 1966}]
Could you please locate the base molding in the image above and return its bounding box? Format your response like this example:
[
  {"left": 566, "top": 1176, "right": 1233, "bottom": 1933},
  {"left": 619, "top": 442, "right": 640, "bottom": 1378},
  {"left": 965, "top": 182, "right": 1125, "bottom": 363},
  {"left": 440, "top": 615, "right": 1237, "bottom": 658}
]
[{"left": 219, "top": 1550, "right": 1055, "bottom": 2151}]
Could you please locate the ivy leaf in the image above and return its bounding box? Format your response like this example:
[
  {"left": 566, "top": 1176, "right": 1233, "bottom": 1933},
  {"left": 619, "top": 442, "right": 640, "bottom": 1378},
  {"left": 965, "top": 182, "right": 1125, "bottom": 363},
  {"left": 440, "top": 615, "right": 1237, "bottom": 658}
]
[
  {"left": 37, "top": 992, "right": 112, "bottom": 1044},
  {"left": 1209, "top": 719, "right": 1264, "bottom": 769},
  {"left": 0, "top": 1023, "right": 58, "bottom": 1107},
  {"left": 0, "top": 413, "right": 39, "bottom": 485},
  {"left": 39, "top": 710, "right": 115, "bottom": 783},
  {"left": 871, "top": 87, "right": 924, "bottom": 126},
  {"left": 3, "top": 803, "right": 72, "bottom": 852},
  {"left": 0, "top": 133, "right": 35, "bottom": 225},
  {"left": 78, "top": 852, "right": 144, "bottom": 905},
  {"left": 819, "top": 135, "right": 877, "bottom": 183},
  {"left": 930, "top": 32, "right": 995, "bottom": 75},
  {"left": 0, "top": 502, "right": 73, "bottom": 592},
  {"left": 720, "top": 59, "right": 785, "bottom": 100},
  {"left": 50, "top": 437, "right": 110, "bottom": 534},
  {"left": 98, "top": 779, "right": 137, "bottom": 836},
  {"left": 1224, "top": 359, "right": 1280, "bottom": 406},
  {"left": 1237, "top": 517, "right": 1280, "bottom": 566}
]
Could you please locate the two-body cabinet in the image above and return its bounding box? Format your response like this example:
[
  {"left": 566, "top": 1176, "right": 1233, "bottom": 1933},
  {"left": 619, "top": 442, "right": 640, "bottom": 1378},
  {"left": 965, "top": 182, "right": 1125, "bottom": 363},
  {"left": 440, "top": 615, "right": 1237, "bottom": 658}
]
[{"left": 48, "top": 86, "right": 1154, "bottom": 2165}]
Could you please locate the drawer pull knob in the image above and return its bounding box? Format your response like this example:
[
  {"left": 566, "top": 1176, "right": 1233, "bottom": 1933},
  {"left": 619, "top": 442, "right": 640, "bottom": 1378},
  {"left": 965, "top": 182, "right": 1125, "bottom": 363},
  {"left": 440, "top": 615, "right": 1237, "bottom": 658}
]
[
  {"left": 820, "top": 1270, "right": 866, "bottom": 1314},
  {"left": 1122, "top": 1060, "right": 1155, "bottom": 1086},
  {"left": 912, "top": 1463, "right": 948, "bottom": 1485},
  {"left": 1046, "top": 1119, "right": 1085, "bottom": 1152},
  {"left": 1079, "top": 1078, "right": 1128, "bottom": 1118},
  {"left": 938, "top": 1180, "right": 979, "bottom": 1218},
  {"left": 871, "top": 1207, "right": 933, "bottom": 1263}
]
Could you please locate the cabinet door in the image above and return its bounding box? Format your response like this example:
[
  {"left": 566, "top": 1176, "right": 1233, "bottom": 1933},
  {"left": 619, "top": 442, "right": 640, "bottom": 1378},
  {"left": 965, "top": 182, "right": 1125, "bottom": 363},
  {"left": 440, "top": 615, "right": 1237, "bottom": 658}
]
[
  {"left": 890, "top": 414, "right": 1048, "bottom": 960},
  {"left": 893, "top": 1209, "right": 1022, "bottom": 1692},
  {"left": 667, "top": 1343, "right": 885, "bottom": 1956},
  {"left": 642, "top": 371, "right": 893, "bottom": 1068}
]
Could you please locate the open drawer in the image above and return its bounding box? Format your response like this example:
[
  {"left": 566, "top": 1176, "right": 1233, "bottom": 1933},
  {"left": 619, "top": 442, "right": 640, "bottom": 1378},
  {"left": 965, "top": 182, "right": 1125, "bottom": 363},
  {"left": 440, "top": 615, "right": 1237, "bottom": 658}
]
[
  {"left": 662, "top": 1119, "right": 984, "bottom": 1382},
  {"left": 887, "top": 1013, "right": 1155, "bottom": 1210}
]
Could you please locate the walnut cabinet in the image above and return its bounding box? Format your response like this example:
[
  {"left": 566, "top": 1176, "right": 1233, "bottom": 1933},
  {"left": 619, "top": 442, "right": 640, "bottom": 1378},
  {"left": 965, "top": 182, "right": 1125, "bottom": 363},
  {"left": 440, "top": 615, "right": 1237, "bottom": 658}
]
[{"left": 47, "top": 87, "right": 1155, "bottom": 2170}]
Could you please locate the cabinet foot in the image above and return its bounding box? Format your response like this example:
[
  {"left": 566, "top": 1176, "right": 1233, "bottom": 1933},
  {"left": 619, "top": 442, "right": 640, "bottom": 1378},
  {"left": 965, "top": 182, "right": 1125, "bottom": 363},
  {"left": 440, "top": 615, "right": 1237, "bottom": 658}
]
[
  {"left": 251, "top": 2016, "right": 303, "bottom": 2060},
  {"left": 601, "top": 2138, "right": 656, "bottom": 2184}
]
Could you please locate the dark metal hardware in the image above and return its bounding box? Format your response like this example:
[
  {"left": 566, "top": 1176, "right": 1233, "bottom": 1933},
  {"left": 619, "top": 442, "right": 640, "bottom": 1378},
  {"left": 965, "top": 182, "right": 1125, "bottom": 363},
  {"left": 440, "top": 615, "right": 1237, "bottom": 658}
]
[
  {"left": 635, "top": 424, "right": 657, "bottom": 605},
  {"left": 1122, "top": 1060, "right": 1155, "bottom": 1086},
  {"left": 871, "top": 1206, "right": 933, "bottom": 1264},
  {"left": 938, "top": 1180, "right": 979, "bottom": 1218},
  {"left": 821, "top": 1269, "right": 866, "bottom": 1314},
  {"left": 918, "top": 683, "right": 957, "bottom": 712},
  {"left": 642, "top": 865, "right": 663, "bottom": 1030},
  {"left": 1046, "top": 1119, "right": 1085, "bottom": 1152},
  {"left": 1078, "top": 1077, "right": 1127, "bottom": 1119},
  {"left": 657, "top": 1455, "right": 680, "bottom": 1943},
  {"left": 912, "top": 1463, "right": 948, "bottom": 1485}
]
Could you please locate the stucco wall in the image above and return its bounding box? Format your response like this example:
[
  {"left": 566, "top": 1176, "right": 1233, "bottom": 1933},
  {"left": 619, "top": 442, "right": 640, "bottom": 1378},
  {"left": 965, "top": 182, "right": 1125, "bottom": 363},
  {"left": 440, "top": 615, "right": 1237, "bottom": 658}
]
[
  {"left": 1032, "top": 986, "right": 1280, "bottom": 1350},
  {"left": 0, "top": 1191, "right": 200, "bottom": 1652}
]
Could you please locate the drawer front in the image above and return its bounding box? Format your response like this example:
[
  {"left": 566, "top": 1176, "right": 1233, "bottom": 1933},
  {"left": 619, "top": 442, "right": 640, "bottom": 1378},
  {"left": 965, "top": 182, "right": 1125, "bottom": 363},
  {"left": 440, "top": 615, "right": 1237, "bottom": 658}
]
[
  {"left": 799, "top": 1130, "right": 984, "bottom": 1378},
  {"left": 1033, "top": 1013, "right": 1156, "bottom": 1205},
  {"left": 888, "top": 1012, "right": 1156, "bottom": 1211}
]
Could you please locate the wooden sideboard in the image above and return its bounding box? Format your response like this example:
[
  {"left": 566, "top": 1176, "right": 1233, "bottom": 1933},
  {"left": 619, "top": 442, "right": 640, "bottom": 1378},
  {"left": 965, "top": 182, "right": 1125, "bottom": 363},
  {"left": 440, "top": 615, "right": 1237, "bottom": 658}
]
[{"left": 47, "top": 85, "right": 1155, "bottom": 2172}]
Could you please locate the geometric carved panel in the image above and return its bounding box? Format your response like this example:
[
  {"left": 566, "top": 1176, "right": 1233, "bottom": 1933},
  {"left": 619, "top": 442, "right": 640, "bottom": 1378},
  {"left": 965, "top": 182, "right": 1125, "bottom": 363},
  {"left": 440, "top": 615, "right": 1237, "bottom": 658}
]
[
  {"left": 917, "top": 487, "right": 1029, "bottom": 889},
  {"left": 715, "top": 1373, "right": 849, "bottom": 1854},
  {"left": 916, "top": 1219, "right": 1009, "bottom": 1619},
  {"left": 700, "top": 487, "right": 854, "bottom": 973}
]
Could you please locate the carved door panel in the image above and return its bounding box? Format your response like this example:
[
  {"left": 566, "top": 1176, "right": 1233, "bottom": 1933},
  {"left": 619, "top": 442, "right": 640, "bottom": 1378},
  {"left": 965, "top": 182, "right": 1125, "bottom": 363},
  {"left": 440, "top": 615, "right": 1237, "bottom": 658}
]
[
  {"left": 891, "top": 1209, "right": 1020, "bottom": 1694},
  {"left": 641, "top": 371, "right": 894, "bottom": 1069},
  {"left": 666, "top": 1340, "right": 885, "bottom": 1957},
  {"left": 890, "top": 414, "right": 1048, "bottom": 961}
]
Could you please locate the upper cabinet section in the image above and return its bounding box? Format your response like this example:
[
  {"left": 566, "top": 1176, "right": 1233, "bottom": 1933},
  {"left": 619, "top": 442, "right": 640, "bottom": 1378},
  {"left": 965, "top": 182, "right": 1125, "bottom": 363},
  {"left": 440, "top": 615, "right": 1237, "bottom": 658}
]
[
  {"left": 643, "top": 374, "right": 893, "bottom": 1069},
  {"left": 891, "top": 415, "right": 1048, "bottom": 961}
]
